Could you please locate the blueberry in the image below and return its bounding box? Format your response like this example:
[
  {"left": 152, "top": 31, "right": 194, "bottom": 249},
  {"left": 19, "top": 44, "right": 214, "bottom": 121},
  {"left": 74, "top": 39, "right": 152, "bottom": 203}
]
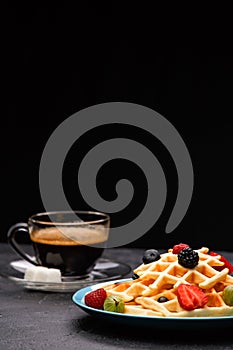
[
  {"left": 157, "top": 296, "right": 169, "bottom": 303},
  {"left": 132, "top": 273, "right": 139, "bottom": 280},
  {"left": 142, "top": 249, "right": 160, "bottom": 264}
]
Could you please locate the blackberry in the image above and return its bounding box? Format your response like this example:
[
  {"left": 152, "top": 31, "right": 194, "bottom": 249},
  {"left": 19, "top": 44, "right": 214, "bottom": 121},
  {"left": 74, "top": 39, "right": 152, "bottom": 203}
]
[{"left": 178, "top": 247, "right": 199, "bottom": 268}]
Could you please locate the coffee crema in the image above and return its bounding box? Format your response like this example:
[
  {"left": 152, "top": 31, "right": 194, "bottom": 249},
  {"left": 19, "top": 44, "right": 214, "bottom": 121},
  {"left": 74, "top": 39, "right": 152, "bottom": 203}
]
[{"left": 30, "top": 226, "right": 108, "bottom": 245}]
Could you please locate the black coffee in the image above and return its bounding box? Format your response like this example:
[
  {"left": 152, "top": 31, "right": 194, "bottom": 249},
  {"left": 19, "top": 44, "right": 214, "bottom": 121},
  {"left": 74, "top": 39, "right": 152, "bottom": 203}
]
[{"left": 31, "top": 227, "right": 107, "bottom": 276}]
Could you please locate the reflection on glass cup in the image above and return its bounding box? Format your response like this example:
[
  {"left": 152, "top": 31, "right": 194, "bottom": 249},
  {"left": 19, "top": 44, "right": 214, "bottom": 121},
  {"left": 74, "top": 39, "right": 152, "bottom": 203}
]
[{"left": 7, "top": 211, "right": 110, "bottom": 277}]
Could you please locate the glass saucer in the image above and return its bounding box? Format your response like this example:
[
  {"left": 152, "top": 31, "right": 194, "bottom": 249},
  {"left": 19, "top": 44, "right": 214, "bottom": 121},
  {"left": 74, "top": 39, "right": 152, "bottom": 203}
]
[{"left": 2, "top": 258, "right": 131, "bottom": 292}]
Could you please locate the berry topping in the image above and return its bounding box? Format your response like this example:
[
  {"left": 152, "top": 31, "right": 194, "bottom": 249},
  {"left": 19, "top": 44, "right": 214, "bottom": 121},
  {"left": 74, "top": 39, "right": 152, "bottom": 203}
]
[
  {"left": 222, "top": 286, "right": 233, "bottom": 306},
  {"left": 157, "top": 296, "right": 169, "bottom": 303},
  {"left": 84, "top": 288, "right": 107, "bottom": 309},
  {"left": 172, "top": 243, "right": 190, "bottom": 254},
  {"left": 103, "top": 295, "right": 125, "bottom": 313},
  {"left": 132, "top": 273, "right": 139, "bottom": 280},
  {"left": 178, "top": 247, "right": 199, "bottom": 268},
  {"left": 142, "top": 249, "right": 160, "bottom": 264},
  {"left": 209, "top": 252, "right": 233, "bottom": 274},
  {"left": 177, "top": 284, "right": 208, "bottom": 311}
]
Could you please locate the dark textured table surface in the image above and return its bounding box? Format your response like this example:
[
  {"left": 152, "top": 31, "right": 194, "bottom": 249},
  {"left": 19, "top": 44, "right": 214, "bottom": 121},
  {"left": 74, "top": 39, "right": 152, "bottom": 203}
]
[{"left": 0, "top": 243, "right": 233, "bottom": 350}]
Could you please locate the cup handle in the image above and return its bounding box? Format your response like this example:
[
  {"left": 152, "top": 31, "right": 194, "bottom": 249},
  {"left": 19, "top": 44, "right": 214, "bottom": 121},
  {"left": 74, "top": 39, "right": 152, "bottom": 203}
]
[{"left": 7, "top": 223, "right": 39, "bottom": 266}]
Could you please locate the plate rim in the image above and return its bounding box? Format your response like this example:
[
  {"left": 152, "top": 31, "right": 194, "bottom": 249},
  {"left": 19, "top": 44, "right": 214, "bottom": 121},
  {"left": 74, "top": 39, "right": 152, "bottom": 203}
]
[{"left": 72, "top": 278, "right": 233, "bottom": 321}]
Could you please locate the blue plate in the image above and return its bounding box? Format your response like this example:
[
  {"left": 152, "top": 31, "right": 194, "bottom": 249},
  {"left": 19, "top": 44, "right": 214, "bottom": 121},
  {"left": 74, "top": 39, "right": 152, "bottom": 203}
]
[{"left": 72, "top": 279, "right": 233, "bottom": 329}]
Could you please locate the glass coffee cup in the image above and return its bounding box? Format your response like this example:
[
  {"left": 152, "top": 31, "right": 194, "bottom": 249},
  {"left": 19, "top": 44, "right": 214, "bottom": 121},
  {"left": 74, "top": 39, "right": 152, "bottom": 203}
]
[{"left": 7, "top": 211, "right": 110, "bottom": 277}]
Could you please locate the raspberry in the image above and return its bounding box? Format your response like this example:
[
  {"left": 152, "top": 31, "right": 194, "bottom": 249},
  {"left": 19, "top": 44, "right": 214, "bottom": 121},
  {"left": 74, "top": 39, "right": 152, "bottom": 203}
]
[
  {"left": 177, "top": 284, "right": 208, "bottom": 311},
  {"left": 172, "top": 243, "right": 190, "bottom": 254},
  {"left": 210, "top": 252, "right": 233, "bottom": 274},
  {"left": 84, "top": 288, "right": 107, "bottom": 309},
  {"left": 178, "top": 247, "right": 199, "bottom": 268}
]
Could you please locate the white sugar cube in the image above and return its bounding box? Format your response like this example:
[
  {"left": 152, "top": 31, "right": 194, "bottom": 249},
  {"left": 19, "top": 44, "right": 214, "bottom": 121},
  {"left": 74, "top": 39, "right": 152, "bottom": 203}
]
[{"left": 24, "top": 266, "right": 62, "bottom": 283}]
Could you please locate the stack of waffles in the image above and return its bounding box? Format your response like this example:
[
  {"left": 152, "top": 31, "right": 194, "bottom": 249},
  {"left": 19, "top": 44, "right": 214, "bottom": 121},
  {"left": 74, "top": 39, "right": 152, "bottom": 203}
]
[{"left": 104, "top": 247, "right": 233, "bottom": 317}]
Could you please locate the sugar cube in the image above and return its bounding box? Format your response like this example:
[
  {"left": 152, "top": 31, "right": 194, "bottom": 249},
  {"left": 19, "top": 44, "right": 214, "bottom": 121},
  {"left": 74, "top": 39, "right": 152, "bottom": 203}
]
[{"left": 24, "top": 266, "right": 62, "bottom": 283}]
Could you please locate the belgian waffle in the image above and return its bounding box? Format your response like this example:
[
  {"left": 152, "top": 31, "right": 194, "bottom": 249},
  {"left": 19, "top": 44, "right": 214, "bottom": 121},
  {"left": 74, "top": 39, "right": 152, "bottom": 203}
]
[{"left": 103, "top": 247, "right": 233, "bottom": 317}]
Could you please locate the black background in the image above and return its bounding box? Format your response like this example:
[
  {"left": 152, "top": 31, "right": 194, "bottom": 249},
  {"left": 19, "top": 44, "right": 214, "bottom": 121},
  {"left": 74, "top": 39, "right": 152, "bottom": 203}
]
[{"left": 3, "top": 5, "right": 233, "bottom": 250}]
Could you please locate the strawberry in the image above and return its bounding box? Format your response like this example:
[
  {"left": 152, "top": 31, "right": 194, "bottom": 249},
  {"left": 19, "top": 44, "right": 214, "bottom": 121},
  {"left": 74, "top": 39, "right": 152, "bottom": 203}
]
[
  {"left": 84, "top": 288, "right": 107, "bottom": 309},
  {"left": 172, "top": 243, "right": 190, "bottom": 254},
  {"left": 209, "top": 252, "right": 233, "bottom": 274},
  {"left": 177, "top": 284, "right": 208, "bottom": 311}
]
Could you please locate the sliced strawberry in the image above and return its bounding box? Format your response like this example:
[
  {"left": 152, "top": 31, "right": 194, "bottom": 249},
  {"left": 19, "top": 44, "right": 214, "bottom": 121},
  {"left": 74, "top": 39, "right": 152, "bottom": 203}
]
[
  {"left": 177, "top": 284, "right": 208, "bottom": 311},
  {"left": 84, "top": 288, "right": 107, "bottom": 309},
  {"left": 172, "top": 243, "right": 190, "bottom": 254},
  {"left": 210, "top": 252, "right": 233, "bottom": 274}
]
